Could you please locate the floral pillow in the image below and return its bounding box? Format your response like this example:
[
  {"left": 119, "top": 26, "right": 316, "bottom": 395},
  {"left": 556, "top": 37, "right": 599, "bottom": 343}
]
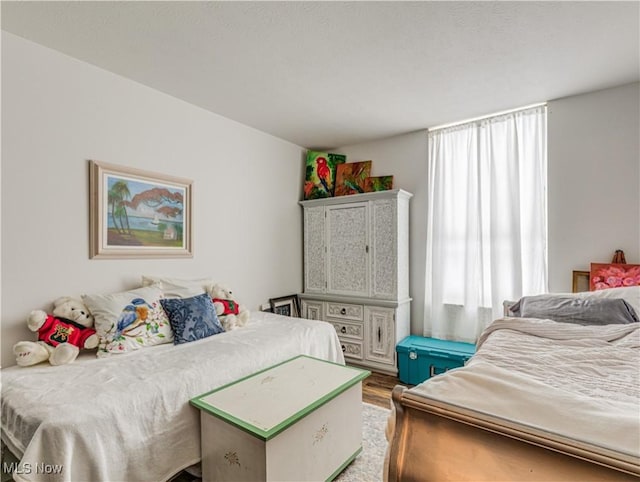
[
  {"left": 82, "top": 285, "right": 174, "bottom": 357},
  {"left": 160, "top": 293, "right": 225, "bottom": 345}
]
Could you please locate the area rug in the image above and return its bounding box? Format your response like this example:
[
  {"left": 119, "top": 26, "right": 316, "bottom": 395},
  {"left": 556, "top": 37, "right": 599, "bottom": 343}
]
[
  {"left": 171, "top": 402, "right": 390, "bottom": 482},
  {"left": 335, "top": 402, "right": 390, "bottom": 482}
]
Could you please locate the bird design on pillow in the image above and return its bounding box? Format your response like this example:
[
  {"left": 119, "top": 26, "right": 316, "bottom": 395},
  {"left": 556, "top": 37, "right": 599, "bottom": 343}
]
[{"left": 114, "top": 298, "right": 151, "bottom": 337}]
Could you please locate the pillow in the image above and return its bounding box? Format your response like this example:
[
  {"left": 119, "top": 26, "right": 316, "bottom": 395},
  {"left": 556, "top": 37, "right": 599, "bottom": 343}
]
[
  {"left": 509, "top": 295, "right": 639, "bottom": 325},
  {"left": 82, "top": 285, "right": 174, "bottom": 357},
  {"left": 160, "top": 293, "right": 225, "bottom": 345},
  {"left": 573, "top": 286, "right": 640, "bottom": 316},
  {"left": 141, "top": 275, "right": 214, "bottom": 298}
]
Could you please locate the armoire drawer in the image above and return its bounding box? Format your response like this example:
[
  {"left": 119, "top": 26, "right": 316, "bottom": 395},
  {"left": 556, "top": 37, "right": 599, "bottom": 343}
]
[
  {"left": 328, "top": 319, "right": 364, "bottom": 340},
  {"left": 340, "top": 340, "right": 363, "bottom": 360},
  {"left": 326, "top": 302, "right": 364, "bottom": 321}
]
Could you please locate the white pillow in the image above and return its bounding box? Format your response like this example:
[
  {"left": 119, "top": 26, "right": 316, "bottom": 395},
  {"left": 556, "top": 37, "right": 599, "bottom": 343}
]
[
  {"left": 82, "top": 285, "right": 174, "bottom": 357},
  {"left": 141, "top": 275, "right": 213, "bottom": 298}
]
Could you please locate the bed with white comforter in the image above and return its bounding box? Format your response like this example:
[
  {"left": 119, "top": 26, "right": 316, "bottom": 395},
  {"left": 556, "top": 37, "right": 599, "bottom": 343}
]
[
  {"left": 386, "top": 289, "right": 640, "bottom": 481},
  {"left": 410, "top": 317, "right": 640, "bottom": 456},
  {"left": 1, "top": 311, "right": 344, "bottom": 482}
]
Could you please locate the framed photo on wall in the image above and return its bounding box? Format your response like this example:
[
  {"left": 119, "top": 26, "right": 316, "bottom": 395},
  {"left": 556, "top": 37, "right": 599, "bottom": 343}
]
[
  {"left": 89, "top": 160, "right": 193, "bottom": 259},
  {"left": 269, "top": 295, "right": 300, "bottom": 318}
]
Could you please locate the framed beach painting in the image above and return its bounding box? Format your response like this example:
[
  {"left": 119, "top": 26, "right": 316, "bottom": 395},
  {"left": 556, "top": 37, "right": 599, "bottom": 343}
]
[{"left": 89, "top": 161, "right": 193, "bottom": 259}]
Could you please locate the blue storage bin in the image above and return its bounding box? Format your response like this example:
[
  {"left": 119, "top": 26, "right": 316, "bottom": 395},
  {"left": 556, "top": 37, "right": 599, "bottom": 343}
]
[{"left": 396, "top": 336, "right": 475, "bottom": 385}]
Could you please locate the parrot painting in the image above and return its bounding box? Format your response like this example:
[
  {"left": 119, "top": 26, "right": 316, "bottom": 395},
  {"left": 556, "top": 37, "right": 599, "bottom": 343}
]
[
  {"left": 303, "top": 151, "right": 346, "bottom": 199},
  {"left": 316, "top": 156, "right": 331, "bottom": 194}
]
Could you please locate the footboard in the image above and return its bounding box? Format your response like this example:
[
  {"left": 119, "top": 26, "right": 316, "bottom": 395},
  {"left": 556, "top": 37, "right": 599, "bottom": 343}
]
[{"left": 386, "top": 386, "right": 640, "bottom": 482}]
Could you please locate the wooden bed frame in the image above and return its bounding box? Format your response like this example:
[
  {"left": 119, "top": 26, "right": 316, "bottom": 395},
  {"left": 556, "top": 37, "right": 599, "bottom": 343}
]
[{"left": 386, "top": 385, "right": 640, "bottom": 482}]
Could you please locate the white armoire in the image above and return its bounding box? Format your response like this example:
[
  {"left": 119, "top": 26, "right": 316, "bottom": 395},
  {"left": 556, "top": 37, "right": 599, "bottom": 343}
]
[{"left": 299, "top": 189, "right": 412, "bottom": 375}]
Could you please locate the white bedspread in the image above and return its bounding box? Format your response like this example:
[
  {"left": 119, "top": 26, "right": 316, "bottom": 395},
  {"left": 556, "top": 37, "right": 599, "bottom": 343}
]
[
  {"left": 409, "top": 317, "right": 640, "bottom": 457},
  {"left": 1, "top": 311, "right": 344, "bottom": 482}
]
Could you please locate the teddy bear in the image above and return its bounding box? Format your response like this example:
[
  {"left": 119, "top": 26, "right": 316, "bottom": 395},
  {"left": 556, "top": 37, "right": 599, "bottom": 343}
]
[
  {"left": 13, "top": 297, "right": 99, "bottom": 367},
  {"left": 207, "top": 283, "right": 250, "bottom": 331}
]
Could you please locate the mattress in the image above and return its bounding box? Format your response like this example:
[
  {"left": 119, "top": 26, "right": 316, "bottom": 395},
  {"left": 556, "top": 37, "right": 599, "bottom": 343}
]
[
  {"left": 1, "top": 311, "right": 344, "bottom": 482},
  {"left": 408, "top": 317, "right": 640, "bottom": 458}
]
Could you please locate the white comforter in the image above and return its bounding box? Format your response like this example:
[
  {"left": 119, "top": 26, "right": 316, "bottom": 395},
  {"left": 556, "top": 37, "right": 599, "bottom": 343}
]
[
  {"left": 409, "top": 317, "right": 640, "bottom": 457},
  {"left": 1, "top": 312, "right": 344, "bottom": 482}
]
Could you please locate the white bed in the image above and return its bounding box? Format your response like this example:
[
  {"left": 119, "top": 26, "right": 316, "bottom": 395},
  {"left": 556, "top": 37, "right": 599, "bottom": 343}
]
[
  {"left": 1, "top": 311, "right": 344, "bottom": 482},
  {"left": 386, "top": 292, "right": 640, "bottom": 481},
  {"left": 410, "top": 317, "right": 640, "bottom": 455}
]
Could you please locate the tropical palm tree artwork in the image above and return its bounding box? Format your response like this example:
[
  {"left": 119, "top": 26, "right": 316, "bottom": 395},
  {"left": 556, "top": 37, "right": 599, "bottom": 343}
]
[
  {"left": 334, "top": 161, "right": 372, "bottom": 197},
  {"left": 106, "top": 176, "right": 185, "bottom": 248}
]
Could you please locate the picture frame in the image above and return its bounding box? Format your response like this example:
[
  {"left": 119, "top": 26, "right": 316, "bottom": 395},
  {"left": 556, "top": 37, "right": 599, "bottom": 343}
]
[
  {"left": 89, "top": 160, "right": 193, "bottom": 259},
  {"left": 589, "top": 263, "right": 640, "bottom": 291},
  {"left": 364, "top": 175, "right": 394, "bottom": 192},
  {"left": 334, "top": 160, "right": 372, "bottom": 196},
  {"left": 572, "top": 270, "right": 590, "bottom": 293},
  {"left": 269, "top": 295, "right": 300, "bottom": 318},
  {"left": 304, "top": 151, "right": 346, "bottom": 200}
]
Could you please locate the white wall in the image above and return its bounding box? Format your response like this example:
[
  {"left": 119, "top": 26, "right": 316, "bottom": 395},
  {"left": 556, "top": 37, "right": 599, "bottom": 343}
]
[
  {"left": 336, "top": 131, "right": 429, "bottom": 335},
  {"left": 547, "top": 82, "right": 640, "bottom": 292},
  {"left": 1, "top": 32, "right": 306, "bottom": 367},
  {"left": 338, "top": 82, "right": 640, "bottom": 336}
]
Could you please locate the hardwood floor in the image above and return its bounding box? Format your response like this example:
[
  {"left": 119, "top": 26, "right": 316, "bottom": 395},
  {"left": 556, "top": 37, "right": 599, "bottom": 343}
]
[{"left": 362, "top": 371, "right": 407, "bottom": 409}]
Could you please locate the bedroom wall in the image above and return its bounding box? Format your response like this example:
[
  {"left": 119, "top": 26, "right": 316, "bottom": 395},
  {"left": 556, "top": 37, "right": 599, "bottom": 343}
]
[
  {"left": 1, "top": 32, "right": 306, "bottom": 367},
  {"left": 337, "top": 82, "right": 640, "bottom": 336},
  {"left": 547, "top": 82, "right": 640, "bottom": 292}
]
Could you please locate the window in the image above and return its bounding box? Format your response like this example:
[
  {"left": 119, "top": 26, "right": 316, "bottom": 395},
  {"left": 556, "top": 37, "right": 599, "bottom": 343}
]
[{"left": 424, "top": 106, "right": 547, "bottom": 342}]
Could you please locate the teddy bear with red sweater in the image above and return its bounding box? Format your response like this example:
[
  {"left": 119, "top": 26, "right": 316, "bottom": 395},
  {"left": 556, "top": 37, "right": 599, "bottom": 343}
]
[
  {"left": 13, "top": 296, "right": 98, "bottom": 367},
  {"left": 207, "top": 284, "right": 250, "bottom": 331}
]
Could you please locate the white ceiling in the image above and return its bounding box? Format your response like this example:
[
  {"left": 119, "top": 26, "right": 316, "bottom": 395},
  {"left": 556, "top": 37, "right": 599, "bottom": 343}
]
[{"left": 2, "top": 1, "right": 639, "bottom": 150}]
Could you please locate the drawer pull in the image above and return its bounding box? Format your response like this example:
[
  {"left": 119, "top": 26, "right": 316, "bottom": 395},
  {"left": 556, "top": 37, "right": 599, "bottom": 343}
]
[
  {"left": 340, "top": 326, "right": 347, "bottom": 334},
  {"left": 378, "top": 327, "right": 381, "bottom": 343},
  {"left": 341, "top": 344, "right": 346, "bottom": 352},
  {"left": 340, "top": 308, "right": 347, "bottom": 315}
]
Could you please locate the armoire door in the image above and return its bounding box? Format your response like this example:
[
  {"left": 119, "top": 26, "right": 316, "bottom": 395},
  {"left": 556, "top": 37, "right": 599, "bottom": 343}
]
[
  {"left": 370, "top": 199, "right": 398, "bottom": 299},
  {"left": 303, "top": 206, "right": 326, "bottom": 293},
  {"left": 326, "top": 203, "right": 370, "bottom": 297}
]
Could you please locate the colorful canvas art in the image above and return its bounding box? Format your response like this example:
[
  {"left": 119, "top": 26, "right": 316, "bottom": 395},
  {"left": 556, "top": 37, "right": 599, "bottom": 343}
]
[
  {"left": 334, "top": 161, "right": 372, "bottom": 196},
  {"left": 304, "top": 151, "right": 346, "bottom": 200},
  {"left": 589, "top": 263, "right": 640, "bottom": 290},
  {"left": 364, "top": 176, "right": 394, "bottom": 192}
]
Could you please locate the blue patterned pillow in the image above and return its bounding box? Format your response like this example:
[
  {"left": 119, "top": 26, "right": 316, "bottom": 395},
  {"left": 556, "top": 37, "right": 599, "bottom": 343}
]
[{"left": 160, "top": 293, "right": 225, "bottom": 344}]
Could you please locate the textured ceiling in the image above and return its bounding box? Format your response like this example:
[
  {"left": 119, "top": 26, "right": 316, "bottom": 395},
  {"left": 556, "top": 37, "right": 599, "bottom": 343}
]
[{"left": 2, "top": 1, "right": 639, "bottom": 149}]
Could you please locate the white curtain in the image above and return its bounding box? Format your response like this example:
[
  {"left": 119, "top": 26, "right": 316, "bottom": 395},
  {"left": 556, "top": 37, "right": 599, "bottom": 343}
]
[{"left": 424, "top": 106, "right": 547, "bottom": 342}]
